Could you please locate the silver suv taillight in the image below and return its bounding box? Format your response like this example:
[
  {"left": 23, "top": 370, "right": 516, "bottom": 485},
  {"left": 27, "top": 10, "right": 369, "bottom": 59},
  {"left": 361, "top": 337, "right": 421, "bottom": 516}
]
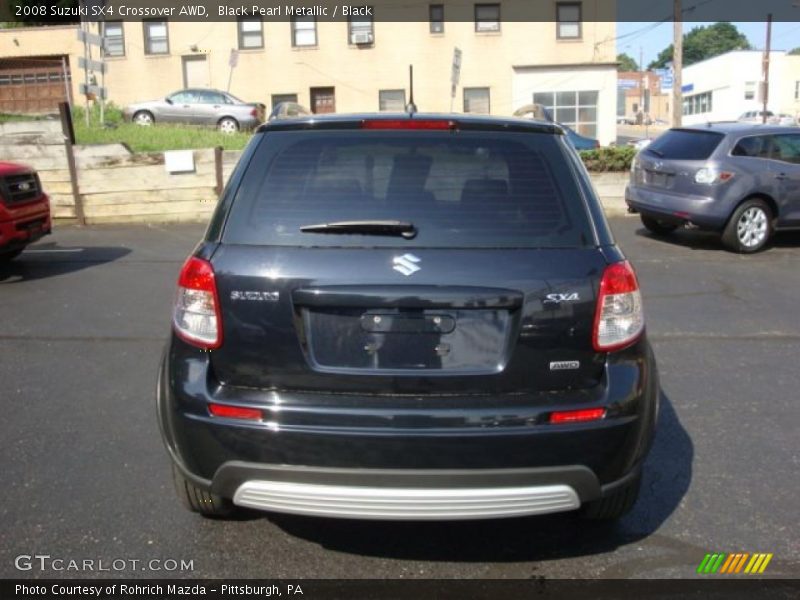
[
  {"left": 173, "top": 256, "right": 222, "bottom": 349},
  {"left": 593, "top": 261, "right": 644, "bottom": 352}
]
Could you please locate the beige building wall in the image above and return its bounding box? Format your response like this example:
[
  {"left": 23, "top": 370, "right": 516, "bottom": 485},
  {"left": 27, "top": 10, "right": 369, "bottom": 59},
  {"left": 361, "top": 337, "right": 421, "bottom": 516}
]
[{"left": 1, "top": 3, "right": 616, "bottom": 137}]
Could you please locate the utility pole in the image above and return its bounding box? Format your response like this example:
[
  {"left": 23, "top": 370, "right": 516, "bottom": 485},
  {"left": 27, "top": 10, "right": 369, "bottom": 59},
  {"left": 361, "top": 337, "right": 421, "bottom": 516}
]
[
  {"left": 639, "top": 46, "right": 644, "bottom": 121},
  {"left": 672, "top": 0, "right": 683, "bottom": 128},
  {"left": 762, "top": 14, "right": 772, "bottom": 124}
]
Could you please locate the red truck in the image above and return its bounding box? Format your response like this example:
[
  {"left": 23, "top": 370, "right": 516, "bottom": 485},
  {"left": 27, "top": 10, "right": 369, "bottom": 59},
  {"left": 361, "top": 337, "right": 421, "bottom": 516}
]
[{"left": 0, "top": 161, "right": 51, "bottom": 262}]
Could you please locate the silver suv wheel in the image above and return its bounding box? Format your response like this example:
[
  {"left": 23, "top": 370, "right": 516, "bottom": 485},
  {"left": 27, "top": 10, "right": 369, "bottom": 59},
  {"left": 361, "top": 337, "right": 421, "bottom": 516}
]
[
  {"left": 722, "top": 198, "right": 772, "bottom": 253},
  {"left": 736, "top": 206, "right": 768, "bottom": 248}
]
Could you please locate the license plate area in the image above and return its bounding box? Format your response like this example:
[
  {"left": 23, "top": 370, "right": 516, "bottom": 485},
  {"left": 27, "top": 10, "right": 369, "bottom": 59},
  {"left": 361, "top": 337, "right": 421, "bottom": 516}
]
[
  {"left": 644, "top": 170, "right": 674, "bottom": 189},
  {"left": 302, "top": 307, "right": 514, "bottom": 374}
]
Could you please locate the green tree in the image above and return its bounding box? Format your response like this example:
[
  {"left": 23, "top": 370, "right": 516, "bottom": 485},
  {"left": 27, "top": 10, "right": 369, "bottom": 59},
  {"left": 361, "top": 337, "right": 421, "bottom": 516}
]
[
  {"left": 648, "top": 22, "right": 752, "bottom": 69},
  {"left": 617, "top": 53, "right": 639, "bottom": 71},
  {"left": 788, "top": 47, "right": 800, "bottom": 56}
]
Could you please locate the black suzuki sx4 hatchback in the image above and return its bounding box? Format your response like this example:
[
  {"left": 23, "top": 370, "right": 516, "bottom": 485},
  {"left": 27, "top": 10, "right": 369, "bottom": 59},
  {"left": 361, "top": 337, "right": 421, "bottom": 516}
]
[{"left": 157, "top": 114, "right": 659, "bottom": 521}]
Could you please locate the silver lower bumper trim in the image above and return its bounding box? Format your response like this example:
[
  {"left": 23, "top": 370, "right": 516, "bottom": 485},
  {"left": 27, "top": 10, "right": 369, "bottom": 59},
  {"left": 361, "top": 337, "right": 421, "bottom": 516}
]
[{"left": 233, "top": 480, "right": 581, "bottom": 520}]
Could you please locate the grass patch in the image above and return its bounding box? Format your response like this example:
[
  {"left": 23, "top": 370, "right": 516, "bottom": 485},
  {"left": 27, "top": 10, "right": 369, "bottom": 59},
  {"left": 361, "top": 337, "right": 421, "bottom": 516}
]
[
  {"left": 71, "top": 102, "right": 252, "bottom": 152},
  {"left": 0, "top": 112, "right": 52, "bottom": 123}
]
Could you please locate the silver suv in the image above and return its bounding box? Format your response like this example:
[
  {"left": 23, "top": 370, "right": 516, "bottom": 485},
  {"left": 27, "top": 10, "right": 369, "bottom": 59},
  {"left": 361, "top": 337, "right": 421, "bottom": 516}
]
[{"left": 626, "top": 123, "right": 800, "bottom": 253}]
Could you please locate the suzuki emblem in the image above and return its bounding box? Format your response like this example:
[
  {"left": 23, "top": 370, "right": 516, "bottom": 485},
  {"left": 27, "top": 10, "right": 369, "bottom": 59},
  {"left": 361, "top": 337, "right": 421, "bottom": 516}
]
[{"left": 392, "top": 254, "right": 421, "bottom": 276}]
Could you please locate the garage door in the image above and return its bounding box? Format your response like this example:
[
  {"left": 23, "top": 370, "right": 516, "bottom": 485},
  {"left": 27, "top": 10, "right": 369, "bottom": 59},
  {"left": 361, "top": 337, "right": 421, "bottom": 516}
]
[{"left": 0, "top": 57, "right": 71, "bottom": 114}]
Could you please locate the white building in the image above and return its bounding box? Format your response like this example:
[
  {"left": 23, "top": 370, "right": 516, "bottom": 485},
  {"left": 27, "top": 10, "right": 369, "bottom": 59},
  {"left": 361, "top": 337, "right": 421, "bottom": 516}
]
[{"left": 681, "top": 50, "right": 800, "bottom": 125}]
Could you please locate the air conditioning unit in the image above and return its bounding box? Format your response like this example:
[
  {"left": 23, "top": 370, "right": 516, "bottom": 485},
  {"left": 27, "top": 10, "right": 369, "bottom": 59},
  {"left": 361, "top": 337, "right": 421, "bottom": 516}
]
[{"left": 351, "top": 32, "right": 373, "bottom": 45}]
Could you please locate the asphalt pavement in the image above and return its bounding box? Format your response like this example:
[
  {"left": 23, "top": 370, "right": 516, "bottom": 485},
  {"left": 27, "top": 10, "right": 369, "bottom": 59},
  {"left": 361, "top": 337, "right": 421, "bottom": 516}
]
[{"left": 1, "top": 218, "right": 798, "bottom": 579}]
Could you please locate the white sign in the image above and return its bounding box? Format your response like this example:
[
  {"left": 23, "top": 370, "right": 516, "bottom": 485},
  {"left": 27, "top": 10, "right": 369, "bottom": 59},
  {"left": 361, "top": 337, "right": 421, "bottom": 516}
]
[
  {"left": 164, "top": 150, "right": 195, "bottom": 174},
  {"left": 229, "top": 49, "right": 239, "bottom": 68},
  {"left": 451, "top": 47, "right": 462, "bottom": 88}
]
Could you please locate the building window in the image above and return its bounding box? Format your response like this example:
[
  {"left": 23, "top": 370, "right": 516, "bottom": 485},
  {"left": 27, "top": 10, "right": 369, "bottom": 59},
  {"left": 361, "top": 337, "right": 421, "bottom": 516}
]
[
  {"left": 682, "top": 91, "right": 713, "bottom": 116},
  {"left": 379, "top": 89, "right": 406, "bottom": 111},
  {"left": 744, "top": 81, "right": 756, "bottom": 101},
  {"left": 143, "top": 21, "right": 169, "bottom": 55},
  {"left": 533, "top": 90, "right": 598, "bottom": 138},
  {"left": 102, "top": 21, "right": 125, "bottom": 57},
  {"left": 464, "top": 87, "right": 490, "bottom": 113},
  {"left": 429, "top": 5, "right": 444, "bottom": 34},
  {"left": 292, "top": 16, "right": 317, "bottom": 47},
  {"left": 474, "top": 4, "right": 500, "bottom": 33},
  {"left": 238, "top": 18, "right": 263, "bottom": 49},
  {"left": 348, "top": 9, "right": 374, "bottom": 45},
  {"left": 557, "top": 2, "right": 582, "bottom": 39},
  {"left": 271, "top": 93, "right": 298, "bottom": 109}
]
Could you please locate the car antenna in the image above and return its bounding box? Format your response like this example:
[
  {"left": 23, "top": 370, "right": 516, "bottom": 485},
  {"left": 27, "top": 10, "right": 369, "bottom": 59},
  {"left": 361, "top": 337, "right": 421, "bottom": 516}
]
[{"left": 406, "top": 64, "right": 418, "bottom": 116}]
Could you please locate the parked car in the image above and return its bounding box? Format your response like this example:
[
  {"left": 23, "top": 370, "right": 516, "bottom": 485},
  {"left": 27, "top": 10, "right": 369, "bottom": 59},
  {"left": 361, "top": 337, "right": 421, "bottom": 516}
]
[
  {"left": 123, "top": 89, "right": 265, "bottom": 133},
  {"left": 0, "top": 161, "right": 51, "bottom": 262},
  {"left": 628, "top": 138, "right": 653, "bottom": 151},
  {"left": 267, "top": 101, "right": 311, "bottom": 121},
  {"left": 626, "top": 123, "right": 800, "bottom": 253},
  {"left": 564, "top": 125, "right": 601, "bottom": 150},
  {"left": 768, "top": 114, "right": 798, "bottom": 127},
  {"left": 513, "top": 104, "right": 600, "bottom": 150},
  {"left": 738, "top": 110, "right": 775, "bottom": 124},
  {"left": 158, "top": 112, "right": 659, "bottom": 522}
]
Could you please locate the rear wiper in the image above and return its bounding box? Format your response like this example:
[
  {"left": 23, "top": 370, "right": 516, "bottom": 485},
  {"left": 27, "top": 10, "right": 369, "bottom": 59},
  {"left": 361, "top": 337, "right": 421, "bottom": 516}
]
[
  {"left": 645, "top": 148, "right": 664, "bottom": 157},
  {"left": 300, "top": 220, "right": 417, "bottom": 239}
]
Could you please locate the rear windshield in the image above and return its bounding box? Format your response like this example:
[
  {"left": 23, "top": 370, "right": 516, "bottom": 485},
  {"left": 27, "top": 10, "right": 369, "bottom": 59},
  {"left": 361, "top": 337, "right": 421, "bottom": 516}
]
[
  {"left": 222, "top": 130, "right": 594, "bottom": 248},
  {"left": 645, "top": 129, "right": 725, "bottom": 160}
]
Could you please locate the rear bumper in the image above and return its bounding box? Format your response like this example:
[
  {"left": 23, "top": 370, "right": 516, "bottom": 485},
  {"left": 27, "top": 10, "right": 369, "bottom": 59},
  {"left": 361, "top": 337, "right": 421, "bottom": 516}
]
[
  {"left": 157, "top": 337, "right": 658, "bottom": 519},
  {"left": 625, "top": 184, "right": 727, "bottom": 229},
  {"left": 232, "top": 472, "right": 581, "bottom": 520},
  {"left": 0, "top": 198, "right": 51, "bottom": 252}
]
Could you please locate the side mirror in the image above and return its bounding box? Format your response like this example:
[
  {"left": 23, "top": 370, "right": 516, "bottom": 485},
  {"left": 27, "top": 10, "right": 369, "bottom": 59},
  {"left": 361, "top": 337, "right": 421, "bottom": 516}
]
[{"left": 165, "top": 97, "right": 173, "bottom": 105}]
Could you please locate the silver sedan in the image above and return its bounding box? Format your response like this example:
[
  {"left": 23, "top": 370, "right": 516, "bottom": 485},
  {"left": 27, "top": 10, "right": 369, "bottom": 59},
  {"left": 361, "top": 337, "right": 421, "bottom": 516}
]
[{"left": 123, "top": 89, "right": 265, "bottom": 133}]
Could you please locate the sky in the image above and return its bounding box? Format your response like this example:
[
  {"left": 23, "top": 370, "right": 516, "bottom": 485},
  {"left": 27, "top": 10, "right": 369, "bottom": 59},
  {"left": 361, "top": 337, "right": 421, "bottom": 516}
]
[{"left": 616, "top": 21, "right": 800, "bottom": 68}]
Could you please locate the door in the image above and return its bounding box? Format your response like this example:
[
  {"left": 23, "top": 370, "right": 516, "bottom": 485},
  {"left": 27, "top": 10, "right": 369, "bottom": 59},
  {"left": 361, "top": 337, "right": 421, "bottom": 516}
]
[
  {"left": 181, "top": 55, "right": 209, "bottom": 89},
  {"left": 310, "top": 87, "right": 335, "bottom": 114},
  {"left": 771, "top": 133, "right": 800, "bottom": 226},
  {"left": 193, "top": 90, "right": 228, "bottom": 126},
  {"left": 209, "top": 128, "right": 607, "bottom": 395},
  {"left": 0, "top": 58, "right": 69, "bottom": 114},
  {"left": 161, "top": 90, "right": 195, "bottom": 124}
]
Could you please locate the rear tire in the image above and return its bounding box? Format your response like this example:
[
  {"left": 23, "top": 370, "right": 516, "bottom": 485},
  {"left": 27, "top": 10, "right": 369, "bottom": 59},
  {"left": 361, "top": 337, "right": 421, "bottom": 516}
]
[
  {"left": 172, "top": 464, "right": 235, "bottom": 518},
  {"left": 218, "top": 117, "right": 239, "bottom": 134},
  {"left": 721, "top": 198, "right": 772, "bottom": 254},
  {"left": 580, "top": 473, "right": 641, "bottom": 520},
  {"left": 0, "top": 248, "right": 23, "bottom": 263},
  {"left": 641, "top": 215, "right": 679, "bottom": 236}
]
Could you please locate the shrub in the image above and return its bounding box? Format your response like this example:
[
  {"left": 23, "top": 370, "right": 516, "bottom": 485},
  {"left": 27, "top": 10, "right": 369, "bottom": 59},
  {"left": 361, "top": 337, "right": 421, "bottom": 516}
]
[
  {"left": 71, "top": 101, "right": 124, "bottom": 127},
  {"left": 580, "top": 146, "right": 636, "bottom": 172}
]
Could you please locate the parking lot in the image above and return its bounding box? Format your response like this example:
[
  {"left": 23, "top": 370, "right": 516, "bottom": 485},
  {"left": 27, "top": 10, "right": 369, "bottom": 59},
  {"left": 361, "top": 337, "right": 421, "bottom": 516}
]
[{"left": 1, "top": 216, "right": 798, "bottom": 579}]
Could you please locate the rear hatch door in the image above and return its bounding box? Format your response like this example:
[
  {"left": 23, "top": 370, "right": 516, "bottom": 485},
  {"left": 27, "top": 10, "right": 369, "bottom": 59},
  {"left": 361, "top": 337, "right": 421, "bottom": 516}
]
[{"left": 209, "top": 125, "right": 608, "bottom": 395}]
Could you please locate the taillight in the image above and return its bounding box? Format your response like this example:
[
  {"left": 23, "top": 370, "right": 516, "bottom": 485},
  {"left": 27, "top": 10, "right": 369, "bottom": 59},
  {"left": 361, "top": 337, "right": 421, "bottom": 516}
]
[
  {"left": 694, "top": 167, "right": 734, "bottom": 185},
  {"left": 593, "top": 261, "right": 644, "bottom": 352},
  {"left": 550, "top": 408, "right": 606, "bottom": 424},
  {"left": 173, "top": 256, "right": 222, "bottom": 349},
  {"left": 250, "top": 107, "right": 258, "bottom": 117},
  {"left": 362, "top": 119, "right": 456, "bottom": 130}
]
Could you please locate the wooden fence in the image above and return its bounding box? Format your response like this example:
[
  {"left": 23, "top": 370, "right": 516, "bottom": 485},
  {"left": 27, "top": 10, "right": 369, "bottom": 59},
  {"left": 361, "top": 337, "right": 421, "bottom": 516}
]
[
  {"left": 0, "top": 120, "right": 630, "bottom": 223},
  {"left": 0, "top": 120, "right": 241, "bottom": 223}
]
